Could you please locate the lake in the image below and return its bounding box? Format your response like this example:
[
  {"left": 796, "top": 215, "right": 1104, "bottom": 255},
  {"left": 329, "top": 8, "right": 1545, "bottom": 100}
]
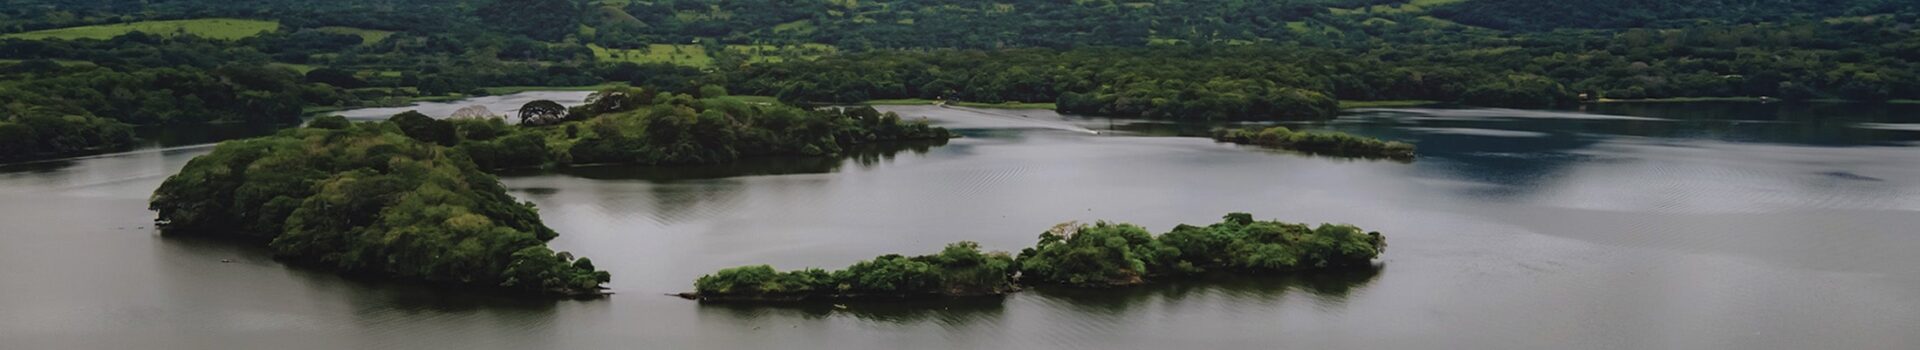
[{"left": 2, "top": 97, "right": 1918, "bottom": 349}]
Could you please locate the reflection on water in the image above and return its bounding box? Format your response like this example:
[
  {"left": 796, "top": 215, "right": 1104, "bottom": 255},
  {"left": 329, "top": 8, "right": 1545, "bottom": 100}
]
[
  {"left": 5, "top": 98, "right": 1920, "bottom": 349},
  {"left": 697, "top": 265, "right": 1382, "bottom": 327},
  {"left": 501, "top": 139, "right": 949, "bottom": 182},
  {"left": 699, "top": 295, "right": 1008, "bottom": 325},
  {"left": 1031, "top": 265, "right": 1384, "bottom": 315}
]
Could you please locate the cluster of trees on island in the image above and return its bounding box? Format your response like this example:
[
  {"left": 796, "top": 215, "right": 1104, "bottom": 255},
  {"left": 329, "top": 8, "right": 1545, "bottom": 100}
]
[
  {"left": 686, "top": 213, "right": 1386, "bottom": 301},
  {"left": 145, "top": 86, "right": 955, "bottom": 297},
  {"left": 149, "top": 121, "right": 611, "bottom": 296},
  {"left": 383, "top": 86, "right": 951, "bottom": 171},
  {"left": 1213, "top": 126, "right": 1417, "bottom": 161}
]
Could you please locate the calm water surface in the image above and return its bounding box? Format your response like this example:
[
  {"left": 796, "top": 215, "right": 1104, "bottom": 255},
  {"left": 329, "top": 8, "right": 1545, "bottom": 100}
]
[{"left": 3, "top": 100, "right": 1919, "bottom": 349}]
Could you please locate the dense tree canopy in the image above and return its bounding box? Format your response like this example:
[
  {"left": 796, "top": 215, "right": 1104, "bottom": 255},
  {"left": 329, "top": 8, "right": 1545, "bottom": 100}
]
[
  {"left": 690, "top": 213, "right": 1388, "bottom": 300},
  {"left": 149, "top": 120, "right": 608, "bottom": 296},
  {"left": 477, "top": 0, "right": 582, "bottom": 41},
  {"left": 1432, "top": 0, "right": 1917, "bottom": 31},
  {"left": 0, "top": 113, "right": 133, "bottom": 161},
  {"left": 693, "top": 242, "right": 1017, "bottom": 301},
  {"left": 3, "top": 0, "right": 1918, "bottom": 160},
  {"left": 1019, "top": 214, "right": 1386, "bottom": 287},
  {"left": 414, "top": 87, "right": 953, "bottom": 170}
]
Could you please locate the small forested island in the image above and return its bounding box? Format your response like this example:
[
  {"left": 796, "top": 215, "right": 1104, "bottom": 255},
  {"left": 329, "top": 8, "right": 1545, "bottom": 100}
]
[
  {"left": 386, "top": 86, "right": 952, "bottom": 171},
  {"left": 150, "top": 120, "right": 610, "bottom": 297},
  {"left": 686, "top": 242, "right": 1018, "bottom": 301},
  {"left": 1212, "top": 126, "right": 1417, "bottom": 161},
  {"left": 681, "top": 213, "right": 1385, "bottom": 302}
]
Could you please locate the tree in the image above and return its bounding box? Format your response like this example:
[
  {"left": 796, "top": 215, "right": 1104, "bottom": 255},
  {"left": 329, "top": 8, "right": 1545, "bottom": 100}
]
[
  {"left": 304, "top": 68, "right": 365, "bottom": 89},
  {"left": 389, "top": 111, "right": 458, "bottom": 146},
  {"left": 477, "top": 0, "right": 584, "bottom": 41},
  {"left": 151, "top": 123, "right": 607, "bottom": 297},
  {"left": 517, "top": 100, "right": 568, "bottom": 126}
]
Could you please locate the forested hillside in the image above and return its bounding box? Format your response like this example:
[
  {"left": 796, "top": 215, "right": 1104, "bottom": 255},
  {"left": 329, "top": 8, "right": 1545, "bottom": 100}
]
[
  {"left": 3, "top": 0, "right": 1918, "bottom": 160},
  {"left": 1433, "top": 0, "right": 1917, "bottom": 31}
]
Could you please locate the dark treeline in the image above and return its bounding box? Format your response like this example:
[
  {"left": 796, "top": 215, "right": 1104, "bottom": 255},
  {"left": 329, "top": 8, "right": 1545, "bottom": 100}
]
[
  {"left": 612, "top": 0, "right": 1384, "bottom": 49},
  {"left": 725, "top": 17, "right": 1920, "bottom": 111},
  {"left": 728, "top": 48, "right": 1343, "bottom": 120},
  {"left": 0, "top": 36, "right": 319, "bottom": 160},
  {"left": 1433, "top": 0, "right": 1917, "bottom": 31},
  {"left": 2, "top": 0, "right": 1912, "bottom": 110},
  {"left": 687, "top": 213, "right": 1386, "bottom": 301}
]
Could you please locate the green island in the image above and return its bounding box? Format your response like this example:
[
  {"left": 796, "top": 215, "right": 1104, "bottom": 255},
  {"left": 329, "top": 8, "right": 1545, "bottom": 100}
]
[
  {"left": 149, "top": 120, "right": 609, "bottom": 297},
  {"left": 682, "top": 213, "right": 1385, "bottom": 301},
  {"left": 147, "top": 85, "right": 953, "bottom": 298},
  {"left": 686, "top": 242, "right": 1018, "bottom": 301},
  {"left": 1213, "top": 126, "right": 1418, "bottom": 161},
  {"left": 384, "top": 86, "right": 952, "bottom": 171}
]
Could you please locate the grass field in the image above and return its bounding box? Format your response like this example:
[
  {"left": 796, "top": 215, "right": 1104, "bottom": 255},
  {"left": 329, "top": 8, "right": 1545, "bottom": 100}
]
[
  {"left": 314, "top": 26, "right": 394, "bottom": 44},
  {"left": 590, "top": 43, "right": 837, "bottom": 67},
  {"left": 2, "top": 18, "right": 279, "bottom": 40}
]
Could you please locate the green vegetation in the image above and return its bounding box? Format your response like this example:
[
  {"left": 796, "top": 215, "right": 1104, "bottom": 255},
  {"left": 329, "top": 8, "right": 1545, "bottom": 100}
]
[
  {"left": 1431, "top": 0, "right": 1911, "bottom": 31},
  {"left": 1214, "top": 126, "right": 1417, "bottom": 161},
  {"left": 735, "top": 49, "right": 1344, "bottom": 121},
  {"left": 270, "top": 62, "right": 316, "bottom": 74},
  {"left": 0, "top": 64, "right": 309, "bottom": 126},
  {"left": 145, "top": 83, "right": 950, "bottom": 296},
  {"left": 0, "top": 114, "right": 134, "bottom": 161},
  {"left": 149, "top": 120, "right": 608, "bottom": 297},
  {"left": 377, "top": 86, "right": 953, "bottom": 171},
  {"left": 3, "top": 18, "right": 279, "bottom": 40},
  {"left": 690, "top": 242, "right": 1017, "bottom": 301},
  {"left": 312, "top": 26, "right": 393, "bottom": 44},
  {"left": 0, "top": 54, "right": 317, "bottom": 161},
  {"left": 687, "top": 213, "right": 1387, "bottom": 300},
  {"left": 1, "top": 0, "right": 1909, "bottom": 133},
  {"left": 1020, "top": 214, "right": 1385, "bottom": 287}
]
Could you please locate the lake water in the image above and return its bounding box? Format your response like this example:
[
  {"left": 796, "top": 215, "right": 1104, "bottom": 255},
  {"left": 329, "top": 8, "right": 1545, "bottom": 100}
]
[{"left": 3, "top": 99, "right": 1918, "bottom": 349}]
